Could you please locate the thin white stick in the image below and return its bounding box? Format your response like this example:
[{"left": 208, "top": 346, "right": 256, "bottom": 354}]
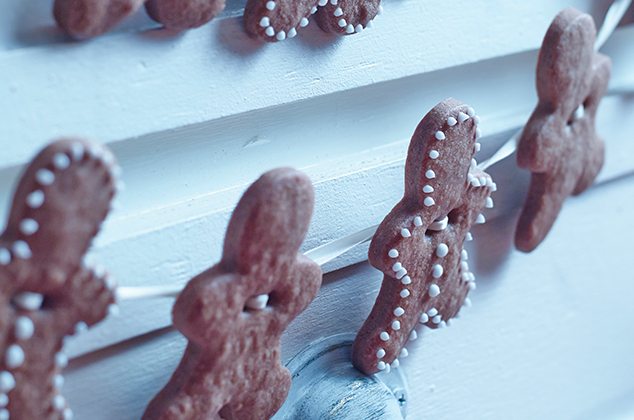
[{"left": 595, "top": 0, "right": 632, "bottom": 50}]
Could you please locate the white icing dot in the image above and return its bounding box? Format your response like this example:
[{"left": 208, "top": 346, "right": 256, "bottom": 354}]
[
  {"left": 429, "top": 150, "right": 439, "bottom": 159},
  {"left": 476, "top": 214, "right": 486, "bottom": 224},
  {"left": 439, "top": 321, "right": 447, "bottom": 328},
  {"left": 461, "top": 272, "right": 470, "bottom": 282},
  {"left": 19, "top": 218, "right": 39, "bottom": 236},
  {"left": 471, "top": 178, "right": 481, "bottom": 187},
  {"left": 0, "top": 393, "right": 7, "bottom": 407},
  {"left": 13, "top": 292, "right": 43, "bottom": 310},
  {"left": 338, "top": 18, "right": 347, "bottom": 27},
  {"left": 265, "top": 26, "right": 275, "bottom": 36},
  {"left": 75, "top": 321, "right": 88, "bottom": 333},
  {"left": 53, "top": 374, "right": 65, "bottom": 389},
  {"left": 0, "top": 408, "right": 8, "bottom": 420},
  {"left": 424, "top": 197, "right": 435, "bottom": 207},
  {"left": 463, "top": 298, "right": 472, "bottom": 307},
  {"left": 388, "top": 249, "right": 399, "bottom": 258},
  {"left": 355, "top": 24, "right": 364, "bottom": 32},
  {"left": 479, "top": 176, "right": 486, "bottom": 185},
  {"left": 12, "top": 241, "right": 32, "bottom": 259},
  {"left": 110, "top": 165, "right": 123, "bottom": 179},
  {"left": 465, "top": 232, "right": 473, "bottom": 241},
  {"left": 435, "top": 131, "right": 445, "bottom": 140},
  {"left": 394, "top": 307, "right": 404, "bottom": 316},
  {"left": 447, "top": 117, "right": 457, "bottom": 126},
  {"left": 366, "top": 20, "right": 374, "bottom": 28},
  {"left": 334, "top": 7, "right": 343, "bottom": 16},
  {"left": 70, "top": 143, "right": 84, "bottom": 161},
  {"left": 420, "top": 313, "right": 429, "bottom": 323},
  {"left": 378, "top": 5, "right": 384, "bottom": 14},
  {"left": 392, "top": 262, "right": 403, "bottom": 272},
  {"left": 55, "top": 352, "right": 69, "bottom": 368},
  {"left": 26, "top": 190, "right": 45, "bottom": 208},
  {"left": 330, "top": 0, "right": 337, "bottom": 4},
  {"left": 461, "top": 249, "right": 468, "bottom": 260},
  {"left": 429, "top": 284, "right": 441, "bottom": 297},
  {"left": 391, "top": 320, "right": 401, "bottom": 330},
  {"left": 427, "top": 308, "right": 438, "bottom": 317},
  {"left": 259, "top": 17, "right": 270, "bottom": 27},
  {"left": 380, "top": 332, "right": 390, "bottom": 341},
  {"left": 88, "top": 144, "right": 102, "bottom": 159},
  {"left": 490, "top": 182, "right": 498, "bottom": 192},
  {"left": 53, "top": 395, "right": 66, "bottom": 410},
  {"left": 377, "top": 348, "right": 386, "bottom": 358},
  {"left": 475, "top": 142, "right": 481, "bottom": 152},
  {"left": 400, "top": 289, "right": 410, "bottom": 298},
  {"left": 53, "top": 153, "right": 71, "bottom": 170},
  {"left": 0, "top": 372, "right": 15, "bottom": 393},
  {"left": 414, "top": 216, "right": 423, "bottom": 226},
  {"left": 461, "top": 261, "right": 469, "bottom": 271},
  {"left": 288, "top": 28, "right": 297, "bottom": 38},
  {"left": 377, "top": 361, "right": 386, "bottom": 370},
  {"left": 266, "top": 1, "right": 276, "bottom": 10},
  {"left": 395, "top": 268, "right": 407, "bottom": 279},
  {"left": 474, "top": 115, "right": 481, "bottom": 125},
  {"left": 318, "top": 0, "right": 328, "bottom": 5},
  {"left": 428, "top": 216, "right": 448, "bottom": 231},
  {"left": 391, "top": 358, "right": 400, "bottom": 368},
  {"left": 476, "top": 128, "right": 482, "bottom": 139},
  {"left": 15, "top": 316, "right": 34, "bottom": 340},
  {"left": 425, "top": 170, "right": 435, "bottom": 179},
  {"left": 423, "top": 185, "right": 434, "bottom": 194},
  {"left": 401, "top": 276, "right": 411, "bottom": 285},
  {"left": 432, "top": 315, "right": 442, "bottom": 324},
  {"left": 300, "top": 17, "right": 310, "bottom": 26},
  {"left": 0, "top": 249, "right": 10, "bottom": 266},
  {"left": 400, "top": 348, "right": 409, "bottom": 358},
  {"left": 486, "top": 197, "right": 494, "bottom": 208},
  {"left": 400, "top": 228, "right": 411, "bottom": 238},
  {"left": 467, "top": 107, "right": 475, "bottom": 117},
  {"left": 276, "top": 30, "right": 286, "bottom": 41},
  {"left": 471, "top": 158, "right": 477, "bottom": 171},
  {"left": 469, "top": 282, "right": 477, "bottom": 290},
  {"left": 63, "top": 408, "right": 74, "bottom": 420},
  {"left": 409, "top": 330, "right": 417, "bottom": 340},
  {"left": 436, "top": 243, "right": 448, "bottom": 257},
  {"left": 35, "top": 169, "right": 55, "bottom": 186},
  {"left": 346, "top": 24, "right": 354, "bottom": 33},
  {"left": 6, "top": 344, "right": 24, "bottom": 368},
  {"left": 432, "top": 264, "right": 443, "bottom": 278},
  {"left": 458, "top": 112, "right": 469, "bottom": 122}
]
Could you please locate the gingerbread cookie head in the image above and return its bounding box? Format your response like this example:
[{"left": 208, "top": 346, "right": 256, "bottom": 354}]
[
  {"left": 352, "top": 98, "right": 494, "bottom": 376},
  {"left": 0, "top": 139, "right": 119, "bottom": 419},
  {"left": 145, "top": 0, "right": 227, "bottom": 30},
  {"left": 243, "top": 0, "right": 380, "bottom": 42},
  {"left": 54, "top": 0, "right": 145, "bottom": 39},
  {"left": 142, "top": 168, "right": 322, "bottom": 420},
  {"left": 515, "top": 7, "right": 611, "bottom": 253}
]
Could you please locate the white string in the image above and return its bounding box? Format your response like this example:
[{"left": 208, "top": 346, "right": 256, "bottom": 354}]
[{"left": 117, "top": 2, "right": 632, "bottom": 302}]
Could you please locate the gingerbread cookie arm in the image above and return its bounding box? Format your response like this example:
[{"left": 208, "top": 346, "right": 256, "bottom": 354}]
[
  {"left": 145, "top": 0, "right": 227, "bottom": 30},
  {"left": 243, "top": 0, "right": 320, "bottom": 42},
  {"left": 53, "top": 0, "right": 145, "bottom": 39},
  {"left": 314, "top": 0, "right": 381, "bottom": 35},
  {"left": 2, "top": 139, "right": 118, "bottom": 290}
]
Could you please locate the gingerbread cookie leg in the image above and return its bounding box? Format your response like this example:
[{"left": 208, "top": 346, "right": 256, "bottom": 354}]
[
  {"left": 54, "top": 0, "right": 145, "bottom": 39},
  {"left": 145, "top": 0, "right": 227, "bottom": 30},
  {"left": 313, "top": 0, "right": 381, "bottom": 35},
  {"left": 143, "top": 168, "right": 322, "bottom": 420},
  {"left": 515, "top": 7, "right": 611, "bottom": 252},
  {"left": 352, "top": 99, "right": 493, "bottom": 376},
  {"left": 0, "top": 139, "right": 120, "bottom": 419}
]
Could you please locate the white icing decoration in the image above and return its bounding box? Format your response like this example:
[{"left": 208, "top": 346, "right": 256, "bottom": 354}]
[
  {"left": 19, "top": 218, "right": 39, "bottom": 236},
  {"left": 432, "top": 264, "right": 443, "bottom": 278},
  {"left": 432, "top": 315, "right": 442, "bottom": 324},
  {"left": 392, "top": 262, "right": 403, "bottom": 272},
  {"left": 476, "top": 214, "right": 486, "bottom": 224},
  {"left": 427, "top": 308, "right": 438, "bottom": 317},
  {"left": 401, "top": 276, "right": 411, "bottom": 285},
  {"left": 334, "top": 7, "right": 343, "bottom": 16},
  {"left": 425, "top": 170, "right": 435, "bottom": 179},
  {"left": 5, "top": 344, "right": 25, "bottom": 368},
  {"left": 447, "top": 117, "right": 457, "bottom": 126},
  {"left": 380, "top": 332, "right": 389, "bottom": 341},
  {"left": 0, "top": 249, "right": 9, "bottom": 265},
  {"left": 394, "top": 307, "right": 404, "bottom": 316},
  {"left": 338, "top": 19, "right": 347, "bottom": 27},
  {"left": 458, "top": 112, "right": 469, "bottom": 122},
  {"left": 0, "top": 373, "right": 14, "bottom": 393},
  {"left": 435, "top": 131, "right": 445, "bottom": 140},
  {"left": 420, "top": 313, "right": 429, "bottom": 323},
  {"left": 377, "top": 348, "right": 386, "bottom": 358},
  {"left": 436, "top": 243, "right": 448, "bottom": 257},
  {"left": 424, "top": 197, "right": 435, "bottom": 207},
  {"left": 26, "top": 190, "right": 45, "bottom": 208},
  {"left": 429, "top": 284, "right": 441, "bottom": 297},
  {"left": 391, "top": 320, "right": 400, "bottom": 330},
  {"left": 259, "top": 17, "right": 270, "bottom": 27},
  {"left": 266, "top": 1, "right": 276, "bottom": 10},
  {"left": 35, "top": 169, "right": 55, "bottom": 185},
  {"left": 409, "top": 330, "right": 417, "bottom": 340},
  {"left": 486, "top": 197, "right": 494, "bottom": 208},
  {"left": 13, "top": 292, "right": 43, "bottom": 310},
  {"left": 400, "top": 289, "right": 410, "bottom": 298},
  {"left": 288, "top": 28, "right": 297, "bottom": 38},
  {"left": 265, "top": 26, "right": 275, "bottom": 36},
  {"left": 15, "top": 316, "right": 34, "bottom": 340},
  {"left": 400, "top": 348, "right": 409, "bottom": 358},
  {"left": 423, "top": 185, "right": 433, "bottom": 193},
  {"left": 377, "top": 361, "right": 386, "bottom": 370},
  {"left": 400, "top": 228, "right": 411, "bottom": 238},
  {"left": 300, "top": 17, "right": 310, "bottom": 26},
  {"left": 53, "top": 153, "right": 71, "bottom": 170},
  {"left": 430, "top": 150, "right": 439, "bottom": 159},
  {"left": 12, "top": 241, "right": 32, "bottom": 259},
  {"left": 245, "top": 294, "right": 269, "bottom": 310},
  {"left": 55, "top": 352, "right": 69, "bottom": 368},
  {"left": 388, "top": 249, "right": 399, "bottom": 258}
]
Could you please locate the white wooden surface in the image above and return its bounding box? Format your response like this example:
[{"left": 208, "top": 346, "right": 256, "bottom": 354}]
[{"left": 1, "top": 0, "right": 634, "bottom": 419}]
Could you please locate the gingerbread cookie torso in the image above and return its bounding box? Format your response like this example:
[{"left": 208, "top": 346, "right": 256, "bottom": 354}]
[
  {"left": 142, "top": 168, "right": 322, "bottom": 420},
  {"left": 0, "top": 139, "right": 119, "bottom": 419},
  {"left": 515, "top": 7, "right": 611, "bottom": 252},
  {"left": 352, "top": 98, "right": 494, "bottom": 376}
]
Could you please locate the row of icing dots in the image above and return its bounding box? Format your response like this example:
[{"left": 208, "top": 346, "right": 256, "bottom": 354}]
[{"left": 258, "top": 0, "right": 383, "bottom": 41}]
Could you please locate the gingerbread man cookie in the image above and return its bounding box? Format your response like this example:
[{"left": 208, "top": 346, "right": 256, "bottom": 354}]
[
  {"left": 54, "top": 0, "right": 225, "bottom": 39},
  {"left": 0, "top": 139, "right": 119, "bottom": 419},
  {"left": 142, "top": 168, "right": 322, "bottom": 420},
  {"left": 352, "top": 98, "right": 495, "bottom": 376},
  {"left": 243, "top": 0, "right": 381, "bottom": 42},
  {"left": 515, "top": 7, "right": 611, "bottom": 253}
]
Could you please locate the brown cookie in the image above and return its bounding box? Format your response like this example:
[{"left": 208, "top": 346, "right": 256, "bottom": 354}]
[
  {"left": 145, "top": 0, "right": 227, "bottom": 30},
  {"left": 352, "top": 98, "right": 494, "bottom": 376},
  {"left": 515, "top": 7, "right": 611, "bottom": 253},
  {"left": 0, "top": 139, "right": 120, "bottom": 419},
  {"left": 53, "top": 0, "right": 145, "bottom": 39},
  {"left": 142, "top": 168, "right": 322, "bottom": 420},
  {"left": 243, "top": 0, "right": 380, "bottom": 42}
]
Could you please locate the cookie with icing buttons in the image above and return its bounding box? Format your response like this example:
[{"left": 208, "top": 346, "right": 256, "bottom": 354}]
[
  {"left": 243, "top": 0, "right": 380, "bottom": 41},
  {"left": 142, "top": 168, "right": 322, "bottom": 420},
  {"left": 54, "top": 0, "right": 145, "bottom": 39},
  {"left": 352, "top": 98, "right": 495, "bottom": 376},
  {"left": 515, "top": 7, "right": 611, "bottom": 252},
  {"left": 0, "top": 139, "right": 120, "bottom": 419}
]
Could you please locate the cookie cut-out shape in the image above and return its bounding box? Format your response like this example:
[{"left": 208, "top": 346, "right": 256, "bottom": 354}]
[
  {"left": 142, "top": 168, "right": 322, "bottom": 420},
  {"left": 515, "top": 7, "right": 611, "bottom": 253},
  {"left": 243, "top": 0, "right": 381, "bottom": 42},
  {"left": 352, "top": 98, "right": 493, "bottom": 376},
  {"left": 0, "top": 139, "right": 119, "bottom": 419},
  {"left": 54, "top": 0, "right": 226, "bottom": 39}
]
